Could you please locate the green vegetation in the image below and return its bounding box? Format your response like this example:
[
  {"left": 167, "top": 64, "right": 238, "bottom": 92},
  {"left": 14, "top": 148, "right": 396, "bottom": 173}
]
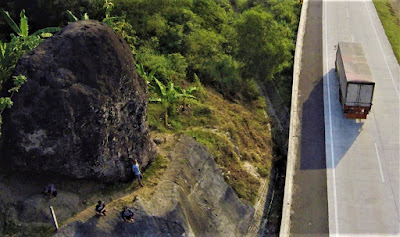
[
  {"left": 0, "top": 9, "right": 60, "bottom": 136},
  {"left": 0, "top": 0, "right": 301, "bottom": 204},
  {"left": 373, "top": 0, "right": 400, "bottom": 63},
  {"left": 149, "top": 89, "right": 274, "bottom": 204},
  {"left": 151, "top": 78, "right": 197, "bottom": 127},
  {"left": 0, "top": 9, "right": 59, "bottom": 84},
  {"left": 137, "top": 63, "right": 198, "bottom": 127},
  {"left": 141, "top": 153, "right": 169, "bottom": 186}
]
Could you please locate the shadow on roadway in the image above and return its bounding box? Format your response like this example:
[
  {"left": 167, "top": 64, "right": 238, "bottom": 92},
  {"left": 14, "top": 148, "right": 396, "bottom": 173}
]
[
  {"left": 324, "top": 68, "right": 364, "bottom": 169},
  {"left": 300, "top": 77, "right": 326, "bottom": 170},
  {"left": 300, "top": 69, "right": 363, "bottom": 170}
]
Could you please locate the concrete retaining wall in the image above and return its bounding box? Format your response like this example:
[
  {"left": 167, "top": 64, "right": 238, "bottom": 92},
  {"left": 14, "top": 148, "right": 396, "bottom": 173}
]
[{"left": 279, "top": 0, "right": 309, "bottom": 236}]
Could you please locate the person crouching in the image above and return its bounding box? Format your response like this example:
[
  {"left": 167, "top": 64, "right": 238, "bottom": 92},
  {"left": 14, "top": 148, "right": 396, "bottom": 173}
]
[
  {"left": 95, "top": 200, "right": 107, "bottom": 216},
  {"left": 121, "top": 206, "right": 134, "bottom": 223}
]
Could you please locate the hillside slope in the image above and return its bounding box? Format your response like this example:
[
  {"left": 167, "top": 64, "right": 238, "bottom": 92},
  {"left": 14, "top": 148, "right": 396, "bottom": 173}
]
[{"left": 55, "top": 135, "right": 254, "bottom": 236}]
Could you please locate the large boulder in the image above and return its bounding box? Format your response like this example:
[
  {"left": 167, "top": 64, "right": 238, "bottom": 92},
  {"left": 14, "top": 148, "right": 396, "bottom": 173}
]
[{"left": 0, "top": 20, "right": 156, "bottom": 182}]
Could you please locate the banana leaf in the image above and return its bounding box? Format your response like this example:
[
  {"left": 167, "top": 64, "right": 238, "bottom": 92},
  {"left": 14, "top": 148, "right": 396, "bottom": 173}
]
[
  {"left": 186, "top": 87, "right": 197, "bottom": 94},
  {"left": 32, "top": 27, "right": 61, "bottom": 36},
  {"left": 1, "top": 9, "right": 21, "bottom": 35},
  {"left": 66, "top": 10, "right": 78, "bottom": 22},
  {"left": 154, "top": 78, "right": 166, "bottom": 98},
  {"left": 19, "top": 10, "right": 29, "bottom": 37},
  {"left": 82, "top": 13, "right": 89, "bottom": 20}
]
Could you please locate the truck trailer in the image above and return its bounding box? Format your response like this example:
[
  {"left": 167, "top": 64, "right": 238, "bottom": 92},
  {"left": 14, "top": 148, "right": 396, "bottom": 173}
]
[{"left": 335, "top": 42, "right": 375, "bottom": 119}]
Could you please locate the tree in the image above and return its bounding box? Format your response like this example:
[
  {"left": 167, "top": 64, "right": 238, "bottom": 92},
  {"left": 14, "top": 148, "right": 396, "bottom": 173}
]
[
  {"left": 185, "top": 28, "right": 223, "bottom": 78},
  {"left": 192, "top": 0, "right": 229, "bottom": 32},
  {"left": 235, "top": 7, "right": 293, "bottom": 81}
]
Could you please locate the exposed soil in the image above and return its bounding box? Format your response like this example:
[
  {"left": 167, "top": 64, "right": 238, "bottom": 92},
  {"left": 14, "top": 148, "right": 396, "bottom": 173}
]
[
  {"left": 390, "top": 0, "right": 400, "bottom": 18},
  {"left": 55, "top": 135, "right": 255, "bottom": 236}
]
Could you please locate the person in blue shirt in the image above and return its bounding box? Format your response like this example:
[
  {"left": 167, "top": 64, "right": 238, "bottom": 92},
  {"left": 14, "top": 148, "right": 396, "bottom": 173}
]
[
  {"left": 132, "top": 159, "right": 144, "bottom": 187},
  {"left": 121, "top": 206, "right": 134, "bottom": 223}
]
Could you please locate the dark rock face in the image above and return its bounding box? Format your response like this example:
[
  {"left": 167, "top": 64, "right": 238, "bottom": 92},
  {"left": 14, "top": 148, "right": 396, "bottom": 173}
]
[{"left": 0, "top": 20, "right": 156, "bottom": 182}]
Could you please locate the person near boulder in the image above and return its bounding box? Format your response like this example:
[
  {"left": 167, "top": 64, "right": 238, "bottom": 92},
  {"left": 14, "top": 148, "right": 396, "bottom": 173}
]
[
  {"left": 132, "top": 159, "right": 144, "bottom": 187},
  {"left": 121, "top": 206, "right": 135, "bottom": 223},
  {"left": 43, "top": 183, "right": 57, "bottom": 198},
  {"left": 95, "top": 200, "right": 107, "bottom": 216}
]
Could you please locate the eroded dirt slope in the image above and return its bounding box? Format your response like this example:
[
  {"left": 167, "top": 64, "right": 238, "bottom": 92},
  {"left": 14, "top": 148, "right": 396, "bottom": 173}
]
[{"left": 54, "top": 135, "right": 255, "bottom": 236}]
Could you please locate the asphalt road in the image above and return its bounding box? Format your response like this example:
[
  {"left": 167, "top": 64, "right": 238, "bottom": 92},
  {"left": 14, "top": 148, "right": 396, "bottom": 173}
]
[
  {"left": 290, "top": 0, "right": 330, "bottom": 235},
  {"left": 323, "top": 0, "right": 400, "bottom": 235}
]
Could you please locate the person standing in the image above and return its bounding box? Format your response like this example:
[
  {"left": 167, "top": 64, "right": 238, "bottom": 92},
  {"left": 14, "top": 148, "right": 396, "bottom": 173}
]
[{"left": 132, "top": 159, "right": 144, "bottom": 187}]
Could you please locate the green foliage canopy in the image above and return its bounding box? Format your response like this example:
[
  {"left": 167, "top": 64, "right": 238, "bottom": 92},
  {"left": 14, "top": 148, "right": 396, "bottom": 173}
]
[{"left": 235, "top": 7, "right": 293, "bottom": 81}]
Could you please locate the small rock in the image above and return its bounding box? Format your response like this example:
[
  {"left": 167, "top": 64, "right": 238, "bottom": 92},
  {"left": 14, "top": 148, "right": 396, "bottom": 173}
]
[
  {"left": 153, "top": 138, "right": 164, "bottom": 145},
  {"left": 234, "top": 146, "right": 240, "bottom": 155},
  {"left": 133, "top": 195, "right": 139, "bottom": 202}
]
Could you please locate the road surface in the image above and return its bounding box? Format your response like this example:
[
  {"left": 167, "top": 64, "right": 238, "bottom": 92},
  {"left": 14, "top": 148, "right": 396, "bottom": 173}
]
[
  {"left": 290, "top": 0, "right": 329, "bottom": 235},
  {"left": 323, "top": 0, "right": 400, "bottom": 235}
]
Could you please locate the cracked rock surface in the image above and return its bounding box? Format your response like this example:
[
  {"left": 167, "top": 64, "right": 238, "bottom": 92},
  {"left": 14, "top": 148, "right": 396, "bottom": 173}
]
[{"left": 0, "top": 20, "right": 156, "bottom": 182}]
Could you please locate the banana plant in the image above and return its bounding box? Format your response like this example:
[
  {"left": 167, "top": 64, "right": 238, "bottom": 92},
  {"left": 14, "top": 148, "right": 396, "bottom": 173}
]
[
  {"left": 1, "top": 9, "right": 60, "bottom": 37},
  {"left": 151, "top": 78, "right": 197, "bottom": 127},
  {"left": 136, "top": 64, "right": 160, "bottom": 87},
  {"left": 103, "top": 0, "right": 114, "bottom": 20},
  {"left": 66, "top": 10, "right": 89, "bottom": 23},
  {"left": 102, "top": 0, "right": 123, "bottom": 25}
]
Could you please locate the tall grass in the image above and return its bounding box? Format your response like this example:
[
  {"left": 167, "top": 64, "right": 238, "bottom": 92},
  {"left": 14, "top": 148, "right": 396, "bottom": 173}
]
[{"left": 373, "top": 0, "right": 400, "bottom": 63}]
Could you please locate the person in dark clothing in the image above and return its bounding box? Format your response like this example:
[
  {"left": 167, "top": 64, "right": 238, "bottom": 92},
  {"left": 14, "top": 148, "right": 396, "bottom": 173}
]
[
  {"left": 121, "top": 206, "right": 134, "bottom": 223},
  {"left": 43, "top": 183, "right": 57, "bottom": 198},
  {"left": 95, "top": 200, "right": 107, "bottom": 216}
]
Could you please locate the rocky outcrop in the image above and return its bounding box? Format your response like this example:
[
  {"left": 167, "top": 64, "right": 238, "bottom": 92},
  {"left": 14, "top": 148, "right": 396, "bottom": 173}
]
[
  {"left": 0, "top": 20, "right": 156, "bottom": 182},
  {"left": 55, "top": 136, "right": 255, "bottom": 236}
]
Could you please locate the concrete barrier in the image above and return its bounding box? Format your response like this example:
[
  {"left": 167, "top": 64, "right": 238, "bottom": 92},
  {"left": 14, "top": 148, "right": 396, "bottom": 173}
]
[{"left": 279, "top": 0, "right": 309, "bottom": 236}]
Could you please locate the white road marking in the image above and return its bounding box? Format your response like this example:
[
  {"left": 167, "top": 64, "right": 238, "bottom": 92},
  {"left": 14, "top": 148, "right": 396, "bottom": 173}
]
[
  {"left": 323, "top": 1, "right": 339, "bottom": 236},
  {"left": 364, "top": 0, "right": 400, "bottom": 99},
  {"left": 374, "top": 143, "right": 385, "bottom": 183}
]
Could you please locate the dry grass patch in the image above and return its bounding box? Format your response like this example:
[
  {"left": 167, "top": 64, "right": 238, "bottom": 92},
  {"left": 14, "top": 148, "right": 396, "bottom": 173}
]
[{"left": 148, "top": 88, "right": 274, "bottom": 205}]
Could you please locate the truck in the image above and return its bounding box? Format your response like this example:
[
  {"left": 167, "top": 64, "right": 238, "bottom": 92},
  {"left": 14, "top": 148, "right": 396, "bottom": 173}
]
[{"left": 335, "top": 42, "right": 375, "bottom": 119}]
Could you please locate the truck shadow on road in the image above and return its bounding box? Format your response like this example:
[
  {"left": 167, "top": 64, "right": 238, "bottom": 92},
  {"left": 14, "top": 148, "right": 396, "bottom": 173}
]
[
  {"left": 300, "top": 77, "right": 327, "bottom": 170},
  {"left": 299, "top": 70, "right": 363, "bottom": 170},
  {"left": 324, "top": 69, "right": 364, "bottom": 169}
]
